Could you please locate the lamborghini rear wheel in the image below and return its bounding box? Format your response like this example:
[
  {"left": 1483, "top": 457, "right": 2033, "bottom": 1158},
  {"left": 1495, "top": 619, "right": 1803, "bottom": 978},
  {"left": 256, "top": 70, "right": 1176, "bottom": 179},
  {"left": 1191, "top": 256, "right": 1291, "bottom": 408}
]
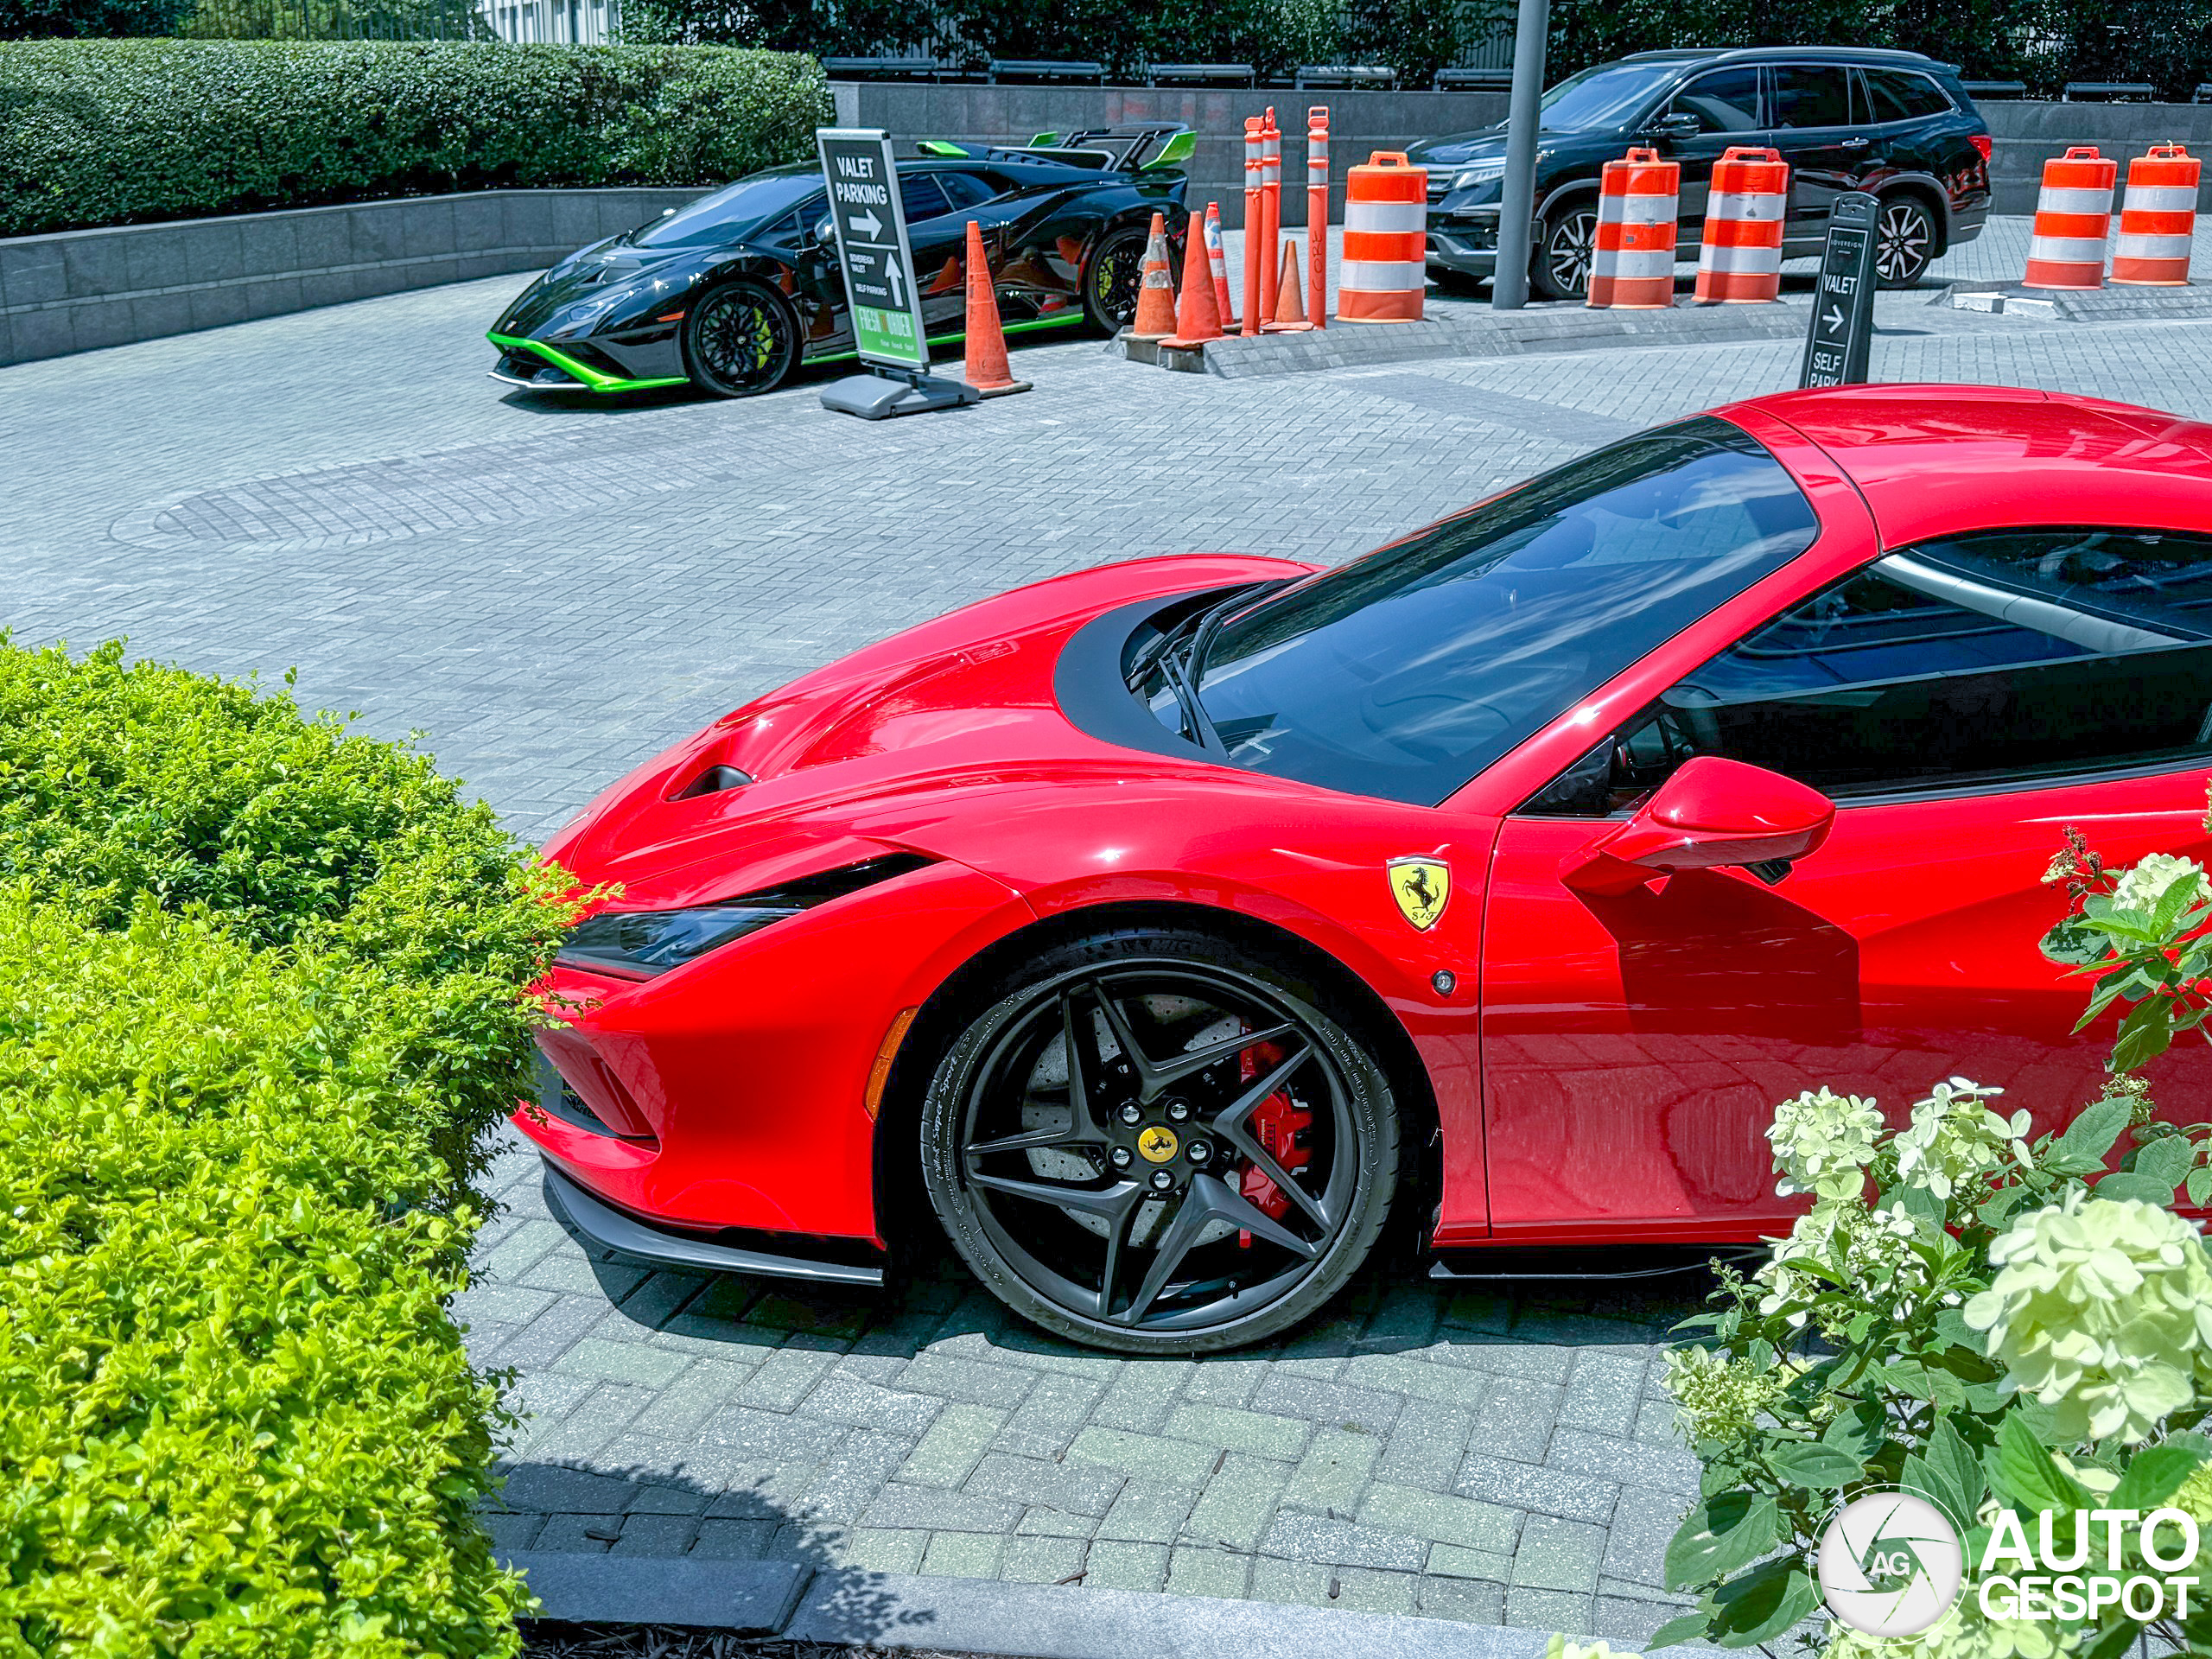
[
  {"left": 919, "top": 927, "right": 1399, "bottom": 1355},
  {"left": 1082, "top": 226, "right": 1153, "bottom": 334},
  {"left": 683, "top": 278, "right": 799, "bottom": 397}
]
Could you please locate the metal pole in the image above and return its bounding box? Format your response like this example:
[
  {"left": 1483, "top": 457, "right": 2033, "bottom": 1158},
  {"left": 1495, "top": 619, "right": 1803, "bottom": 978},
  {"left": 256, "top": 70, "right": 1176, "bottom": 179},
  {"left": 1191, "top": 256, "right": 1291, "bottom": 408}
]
[{"left": 1491, "top": 0, "right": 1551, "bottom": 310}]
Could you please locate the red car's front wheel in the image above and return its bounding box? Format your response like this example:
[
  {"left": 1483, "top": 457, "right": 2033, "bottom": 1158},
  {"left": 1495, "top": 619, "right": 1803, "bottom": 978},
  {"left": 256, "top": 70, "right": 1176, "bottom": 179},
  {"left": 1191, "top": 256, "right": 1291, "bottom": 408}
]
[{"left": 919, "top": 926, "right": 1398, "bottom": 1355}]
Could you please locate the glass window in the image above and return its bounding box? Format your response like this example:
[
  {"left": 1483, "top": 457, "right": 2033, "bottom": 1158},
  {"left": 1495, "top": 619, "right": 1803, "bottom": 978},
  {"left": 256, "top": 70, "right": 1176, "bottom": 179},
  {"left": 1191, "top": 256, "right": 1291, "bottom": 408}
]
[
  {"left": 1523, "top": 528, "right": 2212, "bottom": 813},
  {"left": 938, "top": 172, "right": 998, "bottom": 211},
  {"left": 1168, "top": 417, "right": 1821, "bottom": 807},
  {"left": 1769, "top": 65, "right": 1853, "bottom": 129},
  {"left": 1668, "top": 67, "right": 1764, "bottom": 136},
  {"left": 632, "top": 172, "right": 823, "bottom": 250},
  {"left": 1536, "top": 61, "right": 1686, "bottom": 131},
  {"left": 899, "top": 174, "right": 953, "bottom": 225},
  {"left": 1863, "top": 69, "right": 1955, "bottom": 123}
]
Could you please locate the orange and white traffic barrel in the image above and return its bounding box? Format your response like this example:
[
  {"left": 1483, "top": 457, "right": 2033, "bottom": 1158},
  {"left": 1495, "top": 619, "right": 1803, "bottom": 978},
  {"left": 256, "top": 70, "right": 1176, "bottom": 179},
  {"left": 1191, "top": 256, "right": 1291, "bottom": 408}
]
[
  {"left": 1694, "top": 146, "right": 1788, "bottom": 303},
  {"left": 1338, "top": 152, "right": 1426, "bottom": 322},
  {"left": 2023, "top": 146, "right": 2117, "bottom": 289},
  {"left": 1588, "top": 149, "right": 1679, "bottom": 308},
  {"left": 2112, "top": 145, "right": 2199, "bottom": 286}
]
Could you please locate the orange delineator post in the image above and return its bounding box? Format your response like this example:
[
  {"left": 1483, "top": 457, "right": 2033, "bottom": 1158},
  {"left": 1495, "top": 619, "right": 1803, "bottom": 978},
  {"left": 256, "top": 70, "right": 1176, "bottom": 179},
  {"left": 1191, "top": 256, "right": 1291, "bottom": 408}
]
[
  {"left": 1204, "top": 201, "right": 1236, "bottom": 327},
  {"left": 1160, "top": 208, "right": 1225, "bottom": 348},
  {"left": 1694, "top": 146, "right": 1788, "bottom": 303},
  {"left": 1307, "top": 106, "right": 1330, "bottom": 328},
  {"left": 2024, "top": 146, "right": 2118, "bottom": 289},
  {"left": 2111, "top": 145, "right": 2198, "bottom": 286},
  {"left": 1587, "top": 149, "right": 1679, "bottom": 308},
  {"left": 1242, "top": 118, "right": 1264, "bottom": 338},
  {"left": 1337, "top": 151, "right": 1427, "bottom": 322},
  {"left": 1259, "top": 108, "right": 1282, "bottom": 327}
]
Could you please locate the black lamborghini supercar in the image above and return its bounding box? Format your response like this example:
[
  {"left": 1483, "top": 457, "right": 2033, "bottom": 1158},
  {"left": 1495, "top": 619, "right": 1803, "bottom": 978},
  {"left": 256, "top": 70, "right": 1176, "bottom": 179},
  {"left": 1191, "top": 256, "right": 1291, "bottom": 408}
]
[{"left": 489, "top": 126, "right": 1193, "bottom": 398}]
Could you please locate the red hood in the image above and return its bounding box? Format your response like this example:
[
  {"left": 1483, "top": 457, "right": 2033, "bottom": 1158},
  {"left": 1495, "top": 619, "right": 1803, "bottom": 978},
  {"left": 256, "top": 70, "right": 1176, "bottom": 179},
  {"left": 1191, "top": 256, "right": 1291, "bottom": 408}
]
[{"left": 543, "top": 553, "right": 1317, "bottom": 909}]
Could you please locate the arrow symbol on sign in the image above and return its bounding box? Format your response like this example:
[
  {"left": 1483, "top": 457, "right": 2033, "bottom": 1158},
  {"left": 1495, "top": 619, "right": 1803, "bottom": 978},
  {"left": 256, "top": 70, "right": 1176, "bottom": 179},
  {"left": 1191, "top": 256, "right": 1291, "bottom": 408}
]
[
  {"left": 852, "top": 208, "right": 883, "bottom": 239},
  {"left": 886, "top": 258, "right": 906, "bottom": 308},
  {"left": 1821, "top": 303, "right": 1847, "bottom": 333}
]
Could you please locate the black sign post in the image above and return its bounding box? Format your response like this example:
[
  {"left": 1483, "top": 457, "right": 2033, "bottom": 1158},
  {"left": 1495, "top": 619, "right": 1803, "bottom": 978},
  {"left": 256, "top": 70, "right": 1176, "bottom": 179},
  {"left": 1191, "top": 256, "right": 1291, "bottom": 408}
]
[
  {"left": 816, "top": 127, "right": 977, "bottom": 420},
  {"left": 1798, "top": 190, "right": 1879, "bottom": 390}
]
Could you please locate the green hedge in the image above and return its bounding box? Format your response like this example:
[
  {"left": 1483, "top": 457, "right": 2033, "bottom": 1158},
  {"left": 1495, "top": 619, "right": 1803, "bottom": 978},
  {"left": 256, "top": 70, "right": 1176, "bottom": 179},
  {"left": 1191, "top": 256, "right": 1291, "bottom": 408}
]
[
  {"left": 0, "top": 38, "right": 831, "bottom": 237},
  {"left": 0, "top": 639, "right": 574, "bottom": 1654}
]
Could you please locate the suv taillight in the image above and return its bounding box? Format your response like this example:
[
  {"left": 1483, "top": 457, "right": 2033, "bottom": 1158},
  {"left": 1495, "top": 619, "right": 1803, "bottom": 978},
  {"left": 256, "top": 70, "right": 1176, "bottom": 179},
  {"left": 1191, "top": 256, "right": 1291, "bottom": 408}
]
[{"left": 1969, "top": 134, "right": 1993, "bottom": 163}]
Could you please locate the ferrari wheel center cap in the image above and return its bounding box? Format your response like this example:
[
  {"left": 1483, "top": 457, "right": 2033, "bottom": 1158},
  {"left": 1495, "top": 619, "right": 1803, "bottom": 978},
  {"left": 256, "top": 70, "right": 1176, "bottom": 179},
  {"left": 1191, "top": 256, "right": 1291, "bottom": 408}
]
[{"left": 1135, "top": 1125, "right": 1180, "bottom": 1165}]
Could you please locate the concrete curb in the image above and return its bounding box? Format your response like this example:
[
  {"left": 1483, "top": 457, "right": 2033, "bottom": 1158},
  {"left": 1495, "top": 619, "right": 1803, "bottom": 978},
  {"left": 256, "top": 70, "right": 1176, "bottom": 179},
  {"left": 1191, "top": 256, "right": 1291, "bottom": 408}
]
[
  {"left": 1941, "top": 282, "right": 2212, "bottom": 321},
  {"left": 501, "top": 1550, "right": 1575, "bottom": 1657},
  {"left": 1114, "top": 304, "right": 1809, "bottom": 378}
]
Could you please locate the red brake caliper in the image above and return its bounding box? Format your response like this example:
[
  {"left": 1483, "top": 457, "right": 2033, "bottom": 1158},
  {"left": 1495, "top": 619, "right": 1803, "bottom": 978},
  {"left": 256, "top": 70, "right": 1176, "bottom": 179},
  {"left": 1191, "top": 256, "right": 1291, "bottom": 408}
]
[{"left": 1236, "top": 1038, "right": 1310, "bottom": 1245}]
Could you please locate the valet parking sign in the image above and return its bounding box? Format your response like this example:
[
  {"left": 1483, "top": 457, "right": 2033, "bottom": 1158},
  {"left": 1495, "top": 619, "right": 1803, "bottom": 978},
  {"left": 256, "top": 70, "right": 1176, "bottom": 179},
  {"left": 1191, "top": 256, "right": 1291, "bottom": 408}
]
[
  {"left": 816, "top": 128, "right": 930, "bottom": 372},
  {"left": 1815, "top": 1488, "right": 2204, "bottom": 1641}
]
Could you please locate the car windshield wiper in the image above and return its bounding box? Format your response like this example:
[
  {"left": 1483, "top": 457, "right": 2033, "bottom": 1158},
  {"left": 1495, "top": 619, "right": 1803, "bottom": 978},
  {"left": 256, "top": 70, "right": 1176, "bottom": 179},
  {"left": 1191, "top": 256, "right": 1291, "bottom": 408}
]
[{"left": 1123, "top": 581, "right": 1286, "bottom": 759}]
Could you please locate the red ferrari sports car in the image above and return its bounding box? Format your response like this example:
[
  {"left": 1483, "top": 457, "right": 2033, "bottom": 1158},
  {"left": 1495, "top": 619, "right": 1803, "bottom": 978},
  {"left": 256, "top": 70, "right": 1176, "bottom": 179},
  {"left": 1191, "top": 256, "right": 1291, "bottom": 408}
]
[{"left": 522, "top": 385, "right": 2212, "bottom": 1354}]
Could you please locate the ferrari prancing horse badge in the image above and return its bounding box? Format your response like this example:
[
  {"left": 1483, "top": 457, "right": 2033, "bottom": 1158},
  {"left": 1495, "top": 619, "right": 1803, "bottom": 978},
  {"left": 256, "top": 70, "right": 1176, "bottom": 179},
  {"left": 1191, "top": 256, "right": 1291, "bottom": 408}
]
[{"left": 1388, "top": 857, "right": 1451, "bottom": 931}]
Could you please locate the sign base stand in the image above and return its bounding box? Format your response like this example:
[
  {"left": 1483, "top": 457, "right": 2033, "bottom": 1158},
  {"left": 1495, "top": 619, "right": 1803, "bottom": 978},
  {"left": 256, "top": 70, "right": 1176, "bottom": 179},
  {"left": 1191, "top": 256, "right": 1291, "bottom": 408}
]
[{"left": 820, "top": 368, "right": 979, "bottom": 421}]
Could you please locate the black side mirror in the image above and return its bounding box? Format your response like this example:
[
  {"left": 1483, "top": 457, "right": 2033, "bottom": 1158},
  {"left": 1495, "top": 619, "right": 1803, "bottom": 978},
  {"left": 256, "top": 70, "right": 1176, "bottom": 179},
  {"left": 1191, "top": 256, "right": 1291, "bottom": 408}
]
[
  {"left": 813, "top": 215, "right": 836, "bottom": 247},
  {"left": 1647, "top": 111, "right": 1702, "bottom": 143}
]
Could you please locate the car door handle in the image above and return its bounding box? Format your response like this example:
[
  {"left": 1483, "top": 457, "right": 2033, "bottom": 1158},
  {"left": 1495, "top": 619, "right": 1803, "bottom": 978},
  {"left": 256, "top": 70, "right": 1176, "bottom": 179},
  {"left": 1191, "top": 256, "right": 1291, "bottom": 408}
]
[{"left": 1841, "top": 137, "right": 1871, "bottom": 149}]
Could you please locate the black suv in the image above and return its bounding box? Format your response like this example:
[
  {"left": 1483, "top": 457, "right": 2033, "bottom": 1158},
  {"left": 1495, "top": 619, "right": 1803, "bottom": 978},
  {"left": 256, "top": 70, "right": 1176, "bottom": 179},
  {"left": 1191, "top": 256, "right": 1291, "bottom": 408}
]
[{"left": 1410, "top": 48, "right": 1993, "bottom": 299}]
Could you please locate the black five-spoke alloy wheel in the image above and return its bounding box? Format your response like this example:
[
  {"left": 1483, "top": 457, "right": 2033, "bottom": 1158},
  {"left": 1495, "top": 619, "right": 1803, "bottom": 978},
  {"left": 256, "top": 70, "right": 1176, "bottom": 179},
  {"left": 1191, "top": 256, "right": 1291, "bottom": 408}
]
[
  {"left": 683, "top": 277, "right": 799, "bottom": 397},
  {"left": 1534, "top": 203, "right": 1600, "bottom": 301},
  {"left": 1874, "top": 196, "right": 1936, "bottom": 289},
  {"left": 1083, "top": 226, "right": 1151, "bottom": 334},
  {"left": 922, "top": 929, "right": 1399, "bottom": 1354}
]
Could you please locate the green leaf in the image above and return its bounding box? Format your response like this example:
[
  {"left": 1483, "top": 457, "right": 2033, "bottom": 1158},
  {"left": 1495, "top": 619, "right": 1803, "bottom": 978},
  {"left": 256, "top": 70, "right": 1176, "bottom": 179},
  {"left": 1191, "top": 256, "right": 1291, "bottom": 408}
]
[
  {"left": 2094, "top": 1171, "right": 2179, "bottom": 1205},
  {"left": 1769, "top": 1440, "right": 1866, "bottom": 1490},
  {"left": 2056, "top": 1095, "right": 2132, "bottom": 1167},
  {"left": 2108, "top": 1443, "right": 2202, "bottom": 1510},
  {"left": 2041, "top": 913, "right": 2111, "bottom": 966},
  {"left": 2152, "top": 868, "right": 2205, "bottom": 934},
  {"left": 1891, "top": 1180, "right": 1946, "bottom": 1235},
  {"left": 1644, "top": 1611, "right": 1714, "bottom": 1651},
  {"left": 2082, "top": 1619, "right": 2140, "bottom": 1659},
  {"left": 1664, "top": 1491, "right": 1782, "bottom": 1591},
  {"left": 1925, "top": 1415, "right": 1986, "bottom": 1517},
  {"left": 1710, "top": 1559, "right": 1822, "bottom": 1647},
  {"left": 1935, "top": 1306, "right": 1986, "bottom": 1356},
  {"left": 1821, "top": 1402, "right": 1885, "bottom": 1461},
  {"left": 2133, "top": 1131, "right": 2195, "bottom": 1191},
  {"left": 1993, "top": 1410, "right": 2088, "bottom": 1512},
  {"left": 2112, "top": 999, "right": 2177, "bottom": 1074}
]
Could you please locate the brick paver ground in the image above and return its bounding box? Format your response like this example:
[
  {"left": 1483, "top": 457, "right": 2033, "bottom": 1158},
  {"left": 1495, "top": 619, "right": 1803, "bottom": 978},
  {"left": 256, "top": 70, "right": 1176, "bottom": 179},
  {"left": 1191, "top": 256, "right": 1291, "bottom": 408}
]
[{"left": 9, "top": 216, "right": 2212, "bottom": 1638}]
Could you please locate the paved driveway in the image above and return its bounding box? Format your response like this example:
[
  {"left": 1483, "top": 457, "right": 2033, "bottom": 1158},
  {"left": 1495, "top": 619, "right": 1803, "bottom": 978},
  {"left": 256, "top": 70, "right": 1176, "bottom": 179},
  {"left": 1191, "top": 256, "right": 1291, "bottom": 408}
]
[{"left": 9, "top": 226, "right": 2212, "bottom": 1640}]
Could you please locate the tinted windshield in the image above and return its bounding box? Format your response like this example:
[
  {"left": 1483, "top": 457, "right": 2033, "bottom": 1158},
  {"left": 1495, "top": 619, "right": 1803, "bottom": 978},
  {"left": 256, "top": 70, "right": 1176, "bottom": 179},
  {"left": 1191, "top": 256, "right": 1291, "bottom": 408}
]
[
  {"left": 633, "top": 173, "right": 823, "bottom": 250},
  {"left": 1540, "top": 61, "right": 1684, "bottom": 130},
  {"left": 1178, "top": 418, "right": 1820, "bottom": 805}
]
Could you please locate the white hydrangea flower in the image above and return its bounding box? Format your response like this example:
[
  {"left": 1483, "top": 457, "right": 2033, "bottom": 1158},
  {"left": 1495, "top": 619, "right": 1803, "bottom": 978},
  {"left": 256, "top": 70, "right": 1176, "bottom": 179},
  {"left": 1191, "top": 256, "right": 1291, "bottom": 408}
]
[
  {"left": 1894, "top": 1077, "right": 2030, "bottom": 1200},
  {"left": 2109, "top": 852, "right": 2205, "bottom": 916},
  {"left": 1963, "top": 1189, "right": 2212, "bottom": 1445},
  {"left": 1758, "top": 1198, "right": 1926, "bottom": 1328},
  {"left": 1542, "top": 1637, "right": 1615, "bottom": 1659},
  {"left": 1661, "top": 1344, "right": 1788, "bottom": 1445},
  {"left": 1823, "top": 1609, "right": 2078, "bottom": 1659},
  {"left": 1769, "top": 1087, "right": 1884, "bottom": 1200}
]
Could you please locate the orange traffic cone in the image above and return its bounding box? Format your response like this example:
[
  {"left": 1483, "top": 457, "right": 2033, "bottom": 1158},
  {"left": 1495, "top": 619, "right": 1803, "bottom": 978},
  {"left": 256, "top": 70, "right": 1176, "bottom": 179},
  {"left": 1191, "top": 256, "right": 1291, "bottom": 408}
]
[
  {"left": 1160, "top": 210, "right": 1223, "bottom": 349},
  {"left": 1262, "top": 239, "right": 1311, "bottom": 332},
  {"left": 960, "top": 220, "right": 1030, "bottom": 397},
  {"left": 1129, "top": 212, "right": 1177, "bottom": 340}
]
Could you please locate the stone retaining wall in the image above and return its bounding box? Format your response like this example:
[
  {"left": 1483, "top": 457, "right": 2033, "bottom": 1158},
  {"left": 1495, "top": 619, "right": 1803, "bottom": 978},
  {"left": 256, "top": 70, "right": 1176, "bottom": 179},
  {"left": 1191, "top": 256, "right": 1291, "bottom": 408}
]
[{"left": 0, "top": 188, "right": 702, "bottom": 367}]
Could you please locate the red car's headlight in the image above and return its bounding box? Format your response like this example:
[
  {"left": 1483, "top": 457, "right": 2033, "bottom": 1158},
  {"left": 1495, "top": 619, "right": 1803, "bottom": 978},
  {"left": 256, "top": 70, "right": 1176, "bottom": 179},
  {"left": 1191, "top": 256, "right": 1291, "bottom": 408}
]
[{"left": 556, "top": 853, "right": 931, "bottom": 979}]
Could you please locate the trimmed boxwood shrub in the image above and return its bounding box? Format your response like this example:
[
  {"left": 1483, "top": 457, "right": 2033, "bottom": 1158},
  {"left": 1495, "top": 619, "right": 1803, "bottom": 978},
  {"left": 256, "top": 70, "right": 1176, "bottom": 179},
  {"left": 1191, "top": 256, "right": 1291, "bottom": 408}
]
[
  {"left": 0, "top": 38, "right": 831, "bottom": 237},
  {"left": 0, "top": 639, "right": 575, "bottom": 1652}
]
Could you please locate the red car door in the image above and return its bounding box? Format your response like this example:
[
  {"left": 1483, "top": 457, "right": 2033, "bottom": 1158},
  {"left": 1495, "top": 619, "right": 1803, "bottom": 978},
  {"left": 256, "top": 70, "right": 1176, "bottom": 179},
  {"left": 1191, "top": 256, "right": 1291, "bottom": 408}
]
[{"left": 1477, "top": 524, "right": 2212, "bottom": 1242}]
